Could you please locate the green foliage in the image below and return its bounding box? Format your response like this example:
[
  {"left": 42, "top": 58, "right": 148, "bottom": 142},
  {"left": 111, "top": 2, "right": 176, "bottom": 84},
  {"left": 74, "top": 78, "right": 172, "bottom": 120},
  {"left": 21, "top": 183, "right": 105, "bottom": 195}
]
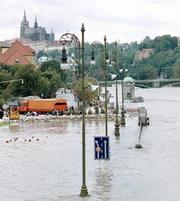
[
  {"left": 130, "top": 35, "right": 179, "bottom": 79},
  {"left": 8, "top": 64, "right": 41, "bottom": 97},
  {"left": 0, "top": 62, "right": 64, "bottom": 101},
  {"left": 0, "top": 34, "right": 180, "bottom": 104},
  {"left": 0, "top": 98, "right": 5, "bottom": 106},
  {"left": 172, "top": 57, "right": 180, "bottom": 78},
  {"left": 40, "top": 60, "right": 60, "bottom": 72},
  {"left": 46, "top": 50, "right": 61, "bottom": 60},
  {"left": 138, "top": 35, "right": 178, "bottom": 52},
  {"left": 131, "top": 63, "right": 158, "bottom": 79},
  {"left": 73, "top": 77, "right": 99, "bottom": 106}
]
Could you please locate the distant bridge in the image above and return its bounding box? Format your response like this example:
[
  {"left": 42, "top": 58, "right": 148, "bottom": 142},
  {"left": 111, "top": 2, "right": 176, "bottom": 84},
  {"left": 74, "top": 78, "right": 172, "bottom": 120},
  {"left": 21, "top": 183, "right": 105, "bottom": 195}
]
[
  {"left": 135, "top": 78, "right": 180, "bottom": 83},
  {"left": 99, "top": 78, "right": 180, "bottom": 88},
  {"left": 66, "top": 78, "right": 180, "bottom": 88}
]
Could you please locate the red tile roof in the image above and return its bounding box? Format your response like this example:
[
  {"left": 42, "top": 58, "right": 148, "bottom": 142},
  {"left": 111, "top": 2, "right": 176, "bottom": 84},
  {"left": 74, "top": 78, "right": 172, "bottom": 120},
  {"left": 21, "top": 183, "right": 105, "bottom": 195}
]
[{"left": 0, "top": 40, "right": 35, "bottom": 65}]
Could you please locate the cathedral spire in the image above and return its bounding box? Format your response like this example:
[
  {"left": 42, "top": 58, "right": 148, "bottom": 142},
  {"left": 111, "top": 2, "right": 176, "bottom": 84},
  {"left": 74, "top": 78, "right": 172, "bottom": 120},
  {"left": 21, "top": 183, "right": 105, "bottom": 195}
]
[
  {"left": 20, "top": 10, "right": 29, "bottom": 38},
  {"left": 34, "top": 16, "right": 38, "bottom": 28},
  {"left": 23, "top": 10, "right": 27, "bottom": 22}
]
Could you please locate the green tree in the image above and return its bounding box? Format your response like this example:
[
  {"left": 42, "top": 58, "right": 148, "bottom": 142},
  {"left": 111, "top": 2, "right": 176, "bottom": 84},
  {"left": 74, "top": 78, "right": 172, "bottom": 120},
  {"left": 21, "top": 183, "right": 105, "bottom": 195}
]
[
  {"left": 173, "top": 58, "right": 180, "bottom": 78},
  {"left": 40, "top": 60, "right": 60, "bottom": 73},
  {"left": 73, "top": 77, "right": 99, "bottom": 106},
  {"left": 8, "top": 64, "right": 41, "bottom": 97},
  {"left": 131, "top": 64, "right": 158, "bottom": 80}
]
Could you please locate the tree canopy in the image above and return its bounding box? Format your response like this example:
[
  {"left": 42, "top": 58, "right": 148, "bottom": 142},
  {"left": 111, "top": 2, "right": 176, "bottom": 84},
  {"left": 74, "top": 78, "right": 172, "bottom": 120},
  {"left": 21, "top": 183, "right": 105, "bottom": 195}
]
[{"left": 0, "top": 34, "right": 180, "bottom": 105}]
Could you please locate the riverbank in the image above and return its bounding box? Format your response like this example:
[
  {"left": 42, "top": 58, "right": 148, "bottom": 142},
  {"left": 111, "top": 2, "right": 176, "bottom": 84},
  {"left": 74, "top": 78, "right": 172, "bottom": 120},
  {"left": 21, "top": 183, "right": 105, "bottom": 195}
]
[
  {"left": 0, "top": 121, "right": 9, "bottom": 127},
  {"left": 0, "top": 103, "right": 140, "bottom": 125},
  {"left": 0, "top": 102, "right": 140, "bottom": 127},
  {"left": 9, "top": 114, "right": 117, "bottom": 122},
  {"left": 0, "top": 111, "right": 138, "bottom": 125}
]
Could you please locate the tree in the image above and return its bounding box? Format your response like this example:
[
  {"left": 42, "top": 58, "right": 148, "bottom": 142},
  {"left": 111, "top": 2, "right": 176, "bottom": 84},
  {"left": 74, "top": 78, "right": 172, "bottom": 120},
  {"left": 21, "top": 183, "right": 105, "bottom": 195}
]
[
  {"left": 40, "top": 60, "right": 60, "bottom": 72},
  {"left": 131, "top": 64, "right": 158, "bottom": 80},
  {"left": 173, "top": 58, "right": 180, "bottom": 78},
  {"left": 8, "top": 64, "right": 42, "bottom": 97},
  {"left": 152, "top": 35, "right": 178, "bottom": 52},
  {"left": 73, "top": 77, "right": 99, "bottom": 106}
]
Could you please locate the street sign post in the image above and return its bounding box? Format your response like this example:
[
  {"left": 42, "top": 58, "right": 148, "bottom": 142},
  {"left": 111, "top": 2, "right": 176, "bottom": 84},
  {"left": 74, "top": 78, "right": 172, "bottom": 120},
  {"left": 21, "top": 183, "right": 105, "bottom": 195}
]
[{"left": 94, "top": 136, "right": 110, "bottom": 160}]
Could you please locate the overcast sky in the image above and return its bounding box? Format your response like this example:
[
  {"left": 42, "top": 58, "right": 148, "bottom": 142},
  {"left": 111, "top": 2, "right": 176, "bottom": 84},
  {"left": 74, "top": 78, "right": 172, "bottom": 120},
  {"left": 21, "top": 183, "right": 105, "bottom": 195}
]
[{"left": 0, "top": 0, "right": 180, "bottom": 43}]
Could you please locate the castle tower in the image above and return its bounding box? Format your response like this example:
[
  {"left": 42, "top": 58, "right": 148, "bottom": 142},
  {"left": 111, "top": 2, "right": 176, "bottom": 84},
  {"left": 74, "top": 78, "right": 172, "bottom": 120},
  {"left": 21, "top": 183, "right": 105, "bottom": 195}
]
[
  {"left": 20, "top": 11, "right": 54, "bottom": 42},
  {"left": 34, "top": 16, "right": 38, "bottom": 28},
  {"left": 33, "top": 16, "right": 40, "bottom": 41},
  {"left": 20, "top": 10, "right": 29, "bottom": 38}
]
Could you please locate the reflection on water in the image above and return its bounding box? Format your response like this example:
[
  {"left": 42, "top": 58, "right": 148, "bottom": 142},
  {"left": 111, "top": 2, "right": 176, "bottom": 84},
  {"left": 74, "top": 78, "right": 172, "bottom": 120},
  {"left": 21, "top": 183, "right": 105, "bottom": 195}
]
[
  {"left": 94, "top": 166, "right": 113, "bottom": 201},
  {"left": 0, "top": 86, "right": 180, "bottom": 201},
  {"left": 9, "top": 124, "right": 20, "bottom": 133}
]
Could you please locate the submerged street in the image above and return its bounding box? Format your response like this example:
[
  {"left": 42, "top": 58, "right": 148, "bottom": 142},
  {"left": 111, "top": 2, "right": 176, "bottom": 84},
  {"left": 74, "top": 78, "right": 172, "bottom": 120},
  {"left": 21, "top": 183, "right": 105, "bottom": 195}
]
[{"left": 0, "top": 86, "right": 180, "bottom": 201}]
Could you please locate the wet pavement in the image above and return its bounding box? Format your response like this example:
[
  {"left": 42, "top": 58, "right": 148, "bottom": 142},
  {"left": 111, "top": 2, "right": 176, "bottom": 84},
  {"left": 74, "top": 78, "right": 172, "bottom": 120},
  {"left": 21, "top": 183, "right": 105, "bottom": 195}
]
[{"left": 0, "top": 86, "right": 180, "bottom": 201}]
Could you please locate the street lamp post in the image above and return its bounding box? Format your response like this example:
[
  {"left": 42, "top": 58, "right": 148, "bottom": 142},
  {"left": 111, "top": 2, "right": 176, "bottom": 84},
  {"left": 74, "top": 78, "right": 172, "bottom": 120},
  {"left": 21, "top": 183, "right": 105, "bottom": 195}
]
[
  {"left": 104, "top": 36, "right": 108, "bottom": 137},
  {"left": 120, "top": 68, "right": 128, "bottom": 126},
  {"left": 80, "top": 23, "right": 89, "bottom": 197},
  {"left": 90, "top": 36, "right": 108, "bottom": 136},
  {"left": 60, "top": 32, "right": 81, "bottom": 109},
  {"left": 114, "top": 42, "right": 120, "bottom": 136},
  {"left": 60, "top": 24, "right": 88, "bottom": 197},
  {"left": 121, "top": 72, "right": 125, "bottom": 126}
]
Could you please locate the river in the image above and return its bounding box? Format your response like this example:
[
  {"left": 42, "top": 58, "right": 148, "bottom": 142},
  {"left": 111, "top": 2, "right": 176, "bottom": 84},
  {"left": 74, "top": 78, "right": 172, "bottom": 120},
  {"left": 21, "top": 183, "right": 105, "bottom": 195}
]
[{"left": 0, "top": 86, "right": 180, "bottom": 201}]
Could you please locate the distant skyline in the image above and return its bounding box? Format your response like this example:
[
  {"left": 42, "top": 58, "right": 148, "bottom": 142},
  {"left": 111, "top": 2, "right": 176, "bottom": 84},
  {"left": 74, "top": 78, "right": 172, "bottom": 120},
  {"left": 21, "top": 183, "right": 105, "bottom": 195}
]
[{"left": 0, "top": 0, "right": 180, "bottom": 43}]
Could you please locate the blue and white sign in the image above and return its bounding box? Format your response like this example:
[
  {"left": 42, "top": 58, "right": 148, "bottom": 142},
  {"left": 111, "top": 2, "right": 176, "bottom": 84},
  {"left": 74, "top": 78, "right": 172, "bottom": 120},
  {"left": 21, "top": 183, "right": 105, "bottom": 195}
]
[{"left": 94, "top": 136, "right": 110, "bottom": 160}]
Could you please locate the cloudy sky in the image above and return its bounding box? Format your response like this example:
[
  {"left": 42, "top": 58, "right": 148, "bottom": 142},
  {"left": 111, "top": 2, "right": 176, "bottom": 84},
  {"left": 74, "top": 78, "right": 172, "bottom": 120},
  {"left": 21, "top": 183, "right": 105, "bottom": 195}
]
[{"left": 0, "top": 0, "right": 180, "bottom": 43}]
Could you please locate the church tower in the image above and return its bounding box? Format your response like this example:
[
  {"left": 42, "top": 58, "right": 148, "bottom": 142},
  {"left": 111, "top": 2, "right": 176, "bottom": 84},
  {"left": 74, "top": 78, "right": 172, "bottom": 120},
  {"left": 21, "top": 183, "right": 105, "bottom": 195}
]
[
  {"left": 20, "top": 10, "right": 29, "bottom": 38},
  {"left": 33, "top": 16, "right": 40, "bottom": 41},
  {"left": 34, "top": 16, "right": 38, "bottom": 28},
  {"left": 20, "top": 11, "right": 54, "bottom": 42}
]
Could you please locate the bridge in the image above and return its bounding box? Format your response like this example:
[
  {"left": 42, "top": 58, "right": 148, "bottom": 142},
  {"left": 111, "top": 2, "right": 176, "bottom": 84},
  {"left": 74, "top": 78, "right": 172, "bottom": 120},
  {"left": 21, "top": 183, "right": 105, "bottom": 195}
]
[
  {"left": 99, "top": 78, "right": 180, "bottom": 88},
  {"left": 66, "top": 78, "right": 180, "bottom": 88}
]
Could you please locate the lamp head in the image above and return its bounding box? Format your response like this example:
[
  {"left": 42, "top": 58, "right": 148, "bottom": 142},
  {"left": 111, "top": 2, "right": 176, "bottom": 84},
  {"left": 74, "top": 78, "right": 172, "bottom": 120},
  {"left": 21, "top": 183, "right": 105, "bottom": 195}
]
[
  {"left": 106, "top": 52, "right": 109, "bottom": 63},
  {"left": 90, "top": 49, "right": 96, "bottom": 65},
  {"left": 61, "top": 63, "right": 71, "bottom": 70},
  {"left": 61, "top": 46, "right": 67, "bottom": 64},
  {"left": 90, "top": 60, "right": 96, "bottom": 65},
  {"left": 88, "top": 83, "right": 99, "bottom": 92},
  {"left": 110, "top": 73, "right": 117, "bottom": 80}
]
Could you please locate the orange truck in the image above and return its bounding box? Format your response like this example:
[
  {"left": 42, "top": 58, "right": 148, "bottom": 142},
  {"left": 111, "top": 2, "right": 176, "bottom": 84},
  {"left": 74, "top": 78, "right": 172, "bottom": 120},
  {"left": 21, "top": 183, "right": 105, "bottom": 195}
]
[{"left": 19, "top": 98, "right": 68, "bottom": 114}]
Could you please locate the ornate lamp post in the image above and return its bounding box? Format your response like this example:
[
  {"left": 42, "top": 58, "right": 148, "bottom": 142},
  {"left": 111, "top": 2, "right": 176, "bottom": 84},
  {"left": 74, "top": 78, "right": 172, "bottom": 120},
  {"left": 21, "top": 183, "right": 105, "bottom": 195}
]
[
  {"left": 104, "top": 36, "right": 108, "bottom": 136},
  {"left": 120, "top": 68, "right": 128, "bottom": 126},
  {"left": 60, "top": 24, "right": 89, "bottom": 197},
  {"left": 60, "top": 32, "right": 81, "bottom": 109},
  {"left": 80, "top": 23, "right": 88, "bottom": 197},
  {"left": 90, "top": 36, "right": 109, "bottom": 136},
  {"left": 114, "top": 42, "right": 120, "bottom": 136},
  {"left": 60, "top": 32, "right": 81, "bottom": 79}
]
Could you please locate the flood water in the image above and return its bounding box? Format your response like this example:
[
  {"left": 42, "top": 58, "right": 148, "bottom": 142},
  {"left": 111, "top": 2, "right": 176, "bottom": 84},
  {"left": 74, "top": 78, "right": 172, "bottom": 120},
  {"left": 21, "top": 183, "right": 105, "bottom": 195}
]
[{"left": 0, "top": 86, "right": 180, "bottom": 201}]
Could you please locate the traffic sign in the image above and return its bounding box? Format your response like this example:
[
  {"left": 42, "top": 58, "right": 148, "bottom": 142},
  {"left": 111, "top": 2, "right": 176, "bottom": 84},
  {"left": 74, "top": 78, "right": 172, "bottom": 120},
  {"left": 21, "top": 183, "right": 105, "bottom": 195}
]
[{"left": 94, "top": 136, "right": 110, "bottom": 160}]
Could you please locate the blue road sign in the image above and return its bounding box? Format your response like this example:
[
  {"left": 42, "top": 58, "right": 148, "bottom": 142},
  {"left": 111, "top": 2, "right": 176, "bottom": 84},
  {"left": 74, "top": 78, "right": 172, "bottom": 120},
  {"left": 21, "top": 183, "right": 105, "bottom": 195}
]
[{"left": 94, "top": 136, "right": 110, "bottom": 160}]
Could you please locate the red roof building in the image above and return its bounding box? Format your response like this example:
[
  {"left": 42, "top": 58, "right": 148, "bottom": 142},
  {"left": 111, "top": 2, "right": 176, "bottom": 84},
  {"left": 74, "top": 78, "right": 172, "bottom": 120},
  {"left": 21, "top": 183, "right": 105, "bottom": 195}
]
[{"left": 0, "top": 40, "right": 35, "bottom": 65}]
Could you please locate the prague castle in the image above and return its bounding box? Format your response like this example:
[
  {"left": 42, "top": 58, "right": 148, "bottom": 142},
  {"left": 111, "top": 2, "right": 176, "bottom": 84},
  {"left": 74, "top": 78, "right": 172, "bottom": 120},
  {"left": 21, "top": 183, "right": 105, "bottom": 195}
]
[{"left": 20, "top": 11, "right": 54, "bottom": 42}]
